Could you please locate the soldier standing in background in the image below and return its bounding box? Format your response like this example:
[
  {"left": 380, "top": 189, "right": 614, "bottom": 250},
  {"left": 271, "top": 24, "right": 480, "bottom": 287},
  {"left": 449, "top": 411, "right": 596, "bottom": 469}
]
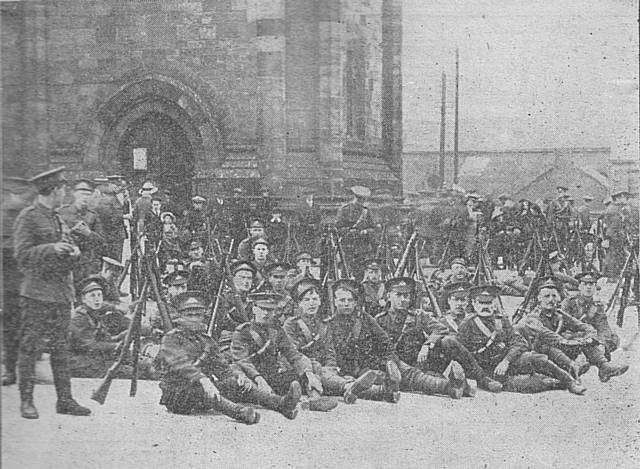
[
  {"left": 95, "top": 177, "right": 127, "bottom": 262},
  {"left": 296, "top": 189, "right": 323, "bottom": 255},
  {"left": 13, "top": 167, "right": 91, "bottom": 419},
  {"left": 59, "top": 180, "right": 106, "bottom": 283},
  {"left": 336, "top": 186, "right": 377, "bottom": 280},
  {"left": 2, "top": 176, "right": 34, "bottom": 386}
]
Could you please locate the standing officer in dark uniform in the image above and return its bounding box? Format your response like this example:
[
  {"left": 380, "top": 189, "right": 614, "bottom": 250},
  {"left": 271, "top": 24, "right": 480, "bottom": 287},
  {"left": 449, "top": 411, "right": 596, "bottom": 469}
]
[
  {"left": 13, "top": 167, "right": 91, "bottom": 419},
  {"left": 2, "top": 176, "right": 34, "bottom": 386},
  {"left": 59, "top": 179, "right": 106, "bottom": 283},
  {"left": 336, "top": 186, "right": 377, "bottom": 280}
]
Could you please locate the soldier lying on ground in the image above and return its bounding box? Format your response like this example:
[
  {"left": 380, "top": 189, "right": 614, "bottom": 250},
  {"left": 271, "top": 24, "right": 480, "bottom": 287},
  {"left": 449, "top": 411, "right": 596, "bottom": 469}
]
[
  {"left": 458, "top": 284, "right": 586, "bottom": 395},
  {"left": 154, "top": 291, "right": 302, "bottom": 424},
  {"left": 283, "top": 278, "right": 379, "bottom": 408}
]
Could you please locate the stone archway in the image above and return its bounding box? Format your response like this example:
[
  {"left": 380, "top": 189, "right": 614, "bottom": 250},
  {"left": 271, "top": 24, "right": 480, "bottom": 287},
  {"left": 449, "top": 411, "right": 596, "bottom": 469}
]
[{"left": 91, "top": 72, "right": 226, "bottom": 202}]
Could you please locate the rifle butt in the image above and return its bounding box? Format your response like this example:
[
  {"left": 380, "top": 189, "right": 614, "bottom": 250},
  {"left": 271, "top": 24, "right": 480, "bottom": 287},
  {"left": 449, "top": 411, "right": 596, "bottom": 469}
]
[{"left": 91, "top": 378, "right": 113, "bottom": 405}]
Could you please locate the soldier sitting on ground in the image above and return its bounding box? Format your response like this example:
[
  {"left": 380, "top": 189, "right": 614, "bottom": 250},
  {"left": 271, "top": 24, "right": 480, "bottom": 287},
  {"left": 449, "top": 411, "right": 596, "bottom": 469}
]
[
  {"left": 257, "top": 262, "right": 295, "bottom": 323},
  {"left": 98, "top": 256, "right": 126, "bottom": 303},
  {"left": 374, "top": 277, "right": 470, "bottom": 399},
  {"left": 69, "top": 276, "right": 131, "bottom": 378},
  {"left": 328, "top": 279, "right": 402, "bottom": 403},
  {"left": 214, "top": 261, "right": 255, "bottom": 353},
  {"left": 154, "top": 291, "right": 302, "bottom": 423},
  {"left": 231, "top": 292, "right": 325, "bottom": 410},
  {"left": 458, "top": 284, "right": 587, "bottom": 395},
  {"left": 517, "top": 279, "right": 628, "bottom": 386},
  {"left": 561, "top": 271, "right": 619, "bottom": 360},
  {"left": 283, "top": 278, "right": 379, "bottom": 408}
]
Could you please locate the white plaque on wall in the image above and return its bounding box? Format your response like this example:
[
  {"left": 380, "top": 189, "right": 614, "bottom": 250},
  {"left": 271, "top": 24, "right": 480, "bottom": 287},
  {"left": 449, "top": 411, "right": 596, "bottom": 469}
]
[{"left": 133, "top": 148, "right": 147, "bottom": 170}]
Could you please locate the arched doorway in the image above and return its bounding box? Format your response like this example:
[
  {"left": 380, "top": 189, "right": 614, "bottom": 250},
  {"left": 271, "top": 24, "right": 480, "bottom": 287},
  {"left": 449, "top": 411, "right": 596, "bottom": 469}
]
[{"left": 117, "top": 111, "right": 194, "bottom": 204}]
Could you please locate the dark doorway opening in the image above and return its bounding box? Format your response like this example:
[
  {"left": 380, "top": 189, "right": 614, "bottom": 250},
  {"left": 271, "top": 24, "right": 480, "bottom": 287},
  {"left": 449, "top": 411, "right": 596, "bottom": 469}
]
[{"left": 118, "top": 112, "right": 194, "bottom": 208}]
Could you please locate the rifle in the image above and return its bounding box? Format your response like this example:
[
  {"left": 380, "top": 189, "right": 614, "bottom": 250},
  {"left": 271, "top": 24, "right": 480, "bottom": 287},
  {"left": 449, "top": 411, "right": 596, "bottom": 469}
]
[
  {"left": 394, "top": 231, "right": 418, "bottom": 278},
  {"left": 414, "top": 242, "right": 443, "bottom": 317},
  {"left": 117, "top": 258, "right": 131, "bottom": 291},
  {"left": 146, "top": 255, "right": 172, "bottom": 333},
  {"left": 207, "top": 240, "right": 234, "bottom": 337},
  {"left": 605, "top": 250, "right": 632, "bottom": 317},
  {"left": 512, "top": 254, "right": 545, "bottom": 325},
  {"left": 335, "top": 230, "right": 352, "bottom": 279},
  {"left": 92, "top": 280, "right": 149, "bottom": 404}
]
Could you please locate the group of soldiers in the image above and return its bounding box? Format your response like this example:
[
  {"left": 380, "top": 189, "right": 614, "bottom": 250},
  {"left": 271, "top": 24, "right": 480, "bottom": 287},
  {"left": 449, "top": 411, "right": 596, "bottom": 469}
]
[{"left": 1, "top": 167, "right": 636, "bottom": 423}]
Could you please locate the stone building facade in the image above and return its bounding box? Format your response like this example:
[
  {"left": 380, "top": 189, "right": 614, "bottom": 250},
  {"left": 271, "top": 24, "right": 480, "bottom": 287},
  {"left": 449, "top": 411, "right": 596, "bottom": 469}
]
[{"left": 2, "top": 0, "right": 402, "bottom": 203}]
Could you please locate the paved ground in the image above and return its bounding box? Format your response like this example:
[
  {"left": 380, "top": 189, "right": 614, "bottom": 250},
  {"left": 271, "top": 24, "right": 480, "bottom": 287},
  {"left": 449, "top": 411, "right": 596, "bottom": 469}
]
[{"left": 2, "top": 290, "right": 639, "bottom": 468}]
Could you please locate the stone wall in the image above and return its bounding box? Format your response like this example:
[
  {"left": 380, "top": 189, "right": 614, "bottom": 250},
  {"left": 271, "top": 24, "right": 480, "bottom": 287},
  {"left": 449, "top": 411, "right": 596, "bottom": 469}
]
[{"left": 2, "top": 0, "right": 402, "bottom": 199}]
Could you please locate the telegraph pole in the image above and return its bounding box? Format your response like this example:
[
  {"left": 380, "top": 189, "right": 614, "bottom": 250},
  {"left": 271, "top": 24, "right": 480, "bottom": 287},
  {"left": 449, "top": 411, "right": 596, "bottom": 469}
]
[
  {"left": 453, "top": 48, "right": 460, "bottom": 185},
  {"left": 439, "top": 71, "right": 446, "bottom": 188}
]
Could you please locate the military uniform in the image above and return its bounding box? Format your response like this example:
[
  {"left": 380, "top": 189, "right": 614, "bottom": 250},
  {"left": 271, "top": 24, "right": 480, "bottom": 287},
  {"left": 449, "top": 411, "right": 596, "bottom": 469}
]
[
  {"left": 373, "top": 306, "right": 469, "bottom": 398},
  {"left": 214, "top": 288, "right": 252, "bottom": 351},
  {"left": 69, "top": 303, "right": 130, "bottom": 378},
  {"left": 2, "top": 177, "right": 32, "bottom": 385},
  {"left": 231, "top": 321, "right": 313, "bottom": 395},
  {"left": 336, "top": 187, "right": 377, "bottom": 279},
  {"left": 14, "top": 167, "right": 91, "bottom": 418},
  {"left": 182, "top": 203, "right": 210, "bottom": 246},
  {"left": 295, "top": 193, "right": 322, "bottom": 255},
  {"left": 516, "top": 304, "right": 628, "bottom": 386},
  {"left": 562, "top": 295, "right": 619, "bottom": 359},
  {"left": 58, "top": 203, "right": 105, "bottom": 281},
  {"left": 362, "top": 280, "right": 386, "bottom": 318},
  {"left": 155, "top": 325, "right": 299, "bottom": 422},
  {"left": 95, "top": 190, "right": 126, "bottom": 261}
]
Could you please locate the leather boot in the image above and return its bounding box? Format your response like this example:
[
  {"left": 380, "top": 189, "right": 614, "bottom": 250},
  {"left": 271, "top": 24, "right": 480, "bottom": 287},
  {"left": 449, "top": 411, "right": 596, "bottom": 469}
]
[
  {"left": 445, "top": 362, "right": 467, "bottom": 399},
  {"left": 213, "top": 396, "right": 260, "bottom": 425},
  {"left": 385, "top": 360, "right": 401, "bottom": 393},
  {"left": 50, "top": 351, "right": 91, "bottom": 416},
  {"left": 19, "top": 353, "right": 39, "bottom": 419},
  {"left": 463, "top": 379, "right": 476, "bottom": 397},
  {"left": 598, "top": 362, "right": 629, "bottom": 383},
  {"left": 358, "top": 384, "right": 400, "bottom": 403},
  {"left": 411, "top": 366, "right": 464, "bottom": 399},
  {"left": 278, "top": 381, "right": 302, "bottom": 419},
  {"left": 503, "top": 375, "right": 564, "bottom": 394},
  {"left": 20, "top": 400, "right": 39, "bottom": 419},
  {"left": 56, "top": 399, "right": 92, "bottom": 416},
  {"left": 2, "top": 370, "right": 16, "bottom": 386},
  {"left": 305, "top": 393, "right": 339, "bottom": 412},
  {"left": 343, "top": 370, "right": 378, "bottom": 404},
  {"left": 533, "top": 358, "right": 586, "bottom": 395},
  {"left": 477, "top": 376, "right": 503, "bottom": 393}
]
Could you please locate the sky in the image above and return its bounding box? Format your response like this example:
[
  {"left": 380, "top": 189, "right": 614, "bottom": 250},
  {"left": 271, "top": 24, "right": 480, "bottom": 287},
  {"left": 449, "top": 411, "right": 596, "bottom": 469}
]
[{"left": 402, "top": 0, "right": 639, "bottom": 156}]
